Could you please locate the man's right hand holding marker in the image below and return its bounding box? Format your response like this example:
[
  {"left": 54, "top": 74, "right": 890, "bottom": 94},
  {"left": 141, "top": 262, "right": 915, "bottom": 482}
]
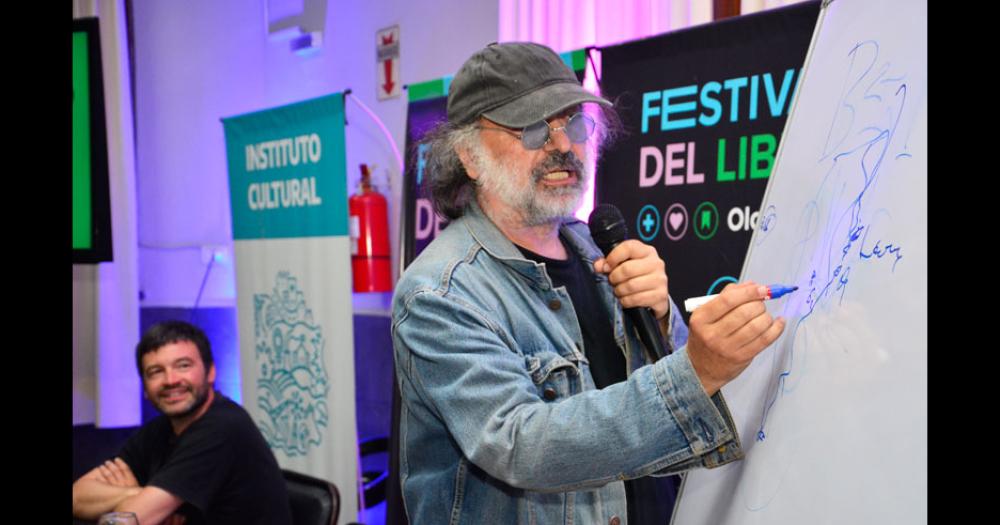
[{"left": 686, "top": 281, "right": 787, "bottom": 396}]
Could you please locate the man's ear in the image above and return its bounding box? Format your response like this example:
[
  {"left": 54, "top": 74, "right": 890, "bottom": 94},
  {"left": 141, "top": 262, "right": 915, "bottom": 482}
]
[
  {"left": 207, "top": 364, "right": 217, "bottom": 384},
  {"left": 456, "top": 145, "right": 480, "bottom": 181}
]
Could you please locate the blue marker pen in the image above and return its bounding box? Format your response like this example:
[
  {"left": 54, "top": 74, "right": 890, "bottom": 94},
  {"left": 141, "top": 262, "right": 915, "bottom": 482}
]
[{"left": 684, "top": 284, "right": 799, "bottom": 313}]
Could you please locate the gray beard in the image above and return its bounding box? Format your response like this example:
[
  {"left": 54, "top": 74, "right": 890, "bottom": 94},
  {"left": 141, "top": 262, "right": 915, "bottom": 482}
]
[{"left": 471, "top": 144, "right": 591, "bottom": 227}]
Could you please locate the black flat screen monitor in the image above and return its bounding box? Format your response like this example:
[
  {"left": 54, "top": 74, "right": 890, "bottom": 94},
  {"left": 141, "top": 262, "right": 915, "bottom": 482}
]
[{"left": 73, "top": 17, "right": 113, "bottom": 264}]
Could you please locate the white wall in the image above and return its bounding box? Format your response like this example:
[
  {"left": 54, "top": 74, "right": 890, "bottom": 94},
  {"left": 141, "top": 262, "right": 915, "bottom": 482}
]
[
  {"left": 133, "top": 0, "right": 499, "bottom": 311},
  {"left": 73, "top": 0, "right": 141, "bottom": 427}
]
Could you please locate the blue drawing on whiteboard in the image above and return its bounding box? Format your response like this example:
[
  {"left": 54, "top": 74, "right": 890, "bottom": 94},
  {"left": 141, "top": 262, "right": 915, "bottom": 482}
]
[
  {"left": 760, "top": 206, "right": 777, "bottom": 233},
  {"left": 253, "top": 271, "right": 330, "bottom": 456},
  {"left": 754, "top": 205, "right": 778, "bottom": 247},
  {"left": 755, "top": 40, "right": 908, "bottom": 443}
]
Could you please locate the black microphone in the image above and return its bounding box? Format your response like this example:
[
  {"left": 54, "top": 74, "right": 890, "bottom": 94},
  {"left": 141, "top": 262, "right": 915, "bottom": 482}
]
[{"left": 588, "top": 204, "right": 669, "bottom": 362}]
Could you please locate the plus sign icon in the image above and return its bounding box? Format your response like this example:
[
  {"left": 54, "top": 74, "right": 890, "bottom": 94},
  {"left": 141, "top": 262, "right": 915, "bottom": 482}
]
[{"left": 636, "top": 205, "right": 661, "bottom": 242}]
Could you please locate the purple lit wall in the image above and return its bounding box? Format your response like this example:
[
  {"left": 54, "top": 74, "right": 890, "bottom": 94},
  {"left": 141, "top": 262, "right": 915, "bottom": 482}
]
[{"left": 499, "top": 1, "right": 713, "bottom": 56}]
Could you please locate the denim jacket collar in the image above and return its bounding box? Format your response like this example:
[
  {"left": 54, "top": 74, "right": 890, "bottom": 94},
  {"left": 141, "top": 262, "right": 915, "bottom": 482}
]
[{"left": 462, "top": 200, "right": 606, "bottom": 291}]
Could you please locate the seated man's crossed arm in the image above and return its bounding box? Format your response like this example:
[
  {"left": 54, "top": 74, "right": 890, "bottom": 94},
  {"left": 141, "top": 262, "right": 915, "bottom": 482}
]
[{"left": 72, "top": 457, "right": 184, "bottom": 525}]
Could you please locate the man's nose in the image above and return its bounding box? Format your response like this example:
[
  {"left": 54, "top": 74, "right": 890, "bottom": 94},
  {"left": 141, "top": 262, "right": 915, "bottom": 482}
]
[{"left": 545, "top": 125, "right": 573, "bottom": 153}]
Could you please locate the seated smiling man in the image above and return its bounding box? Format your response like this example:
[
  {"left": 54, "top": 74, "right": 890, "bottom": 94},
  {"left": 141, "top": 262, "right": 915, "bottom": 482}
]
[{"left": 72, "top": 321, "right": 292, "bottom": 525}]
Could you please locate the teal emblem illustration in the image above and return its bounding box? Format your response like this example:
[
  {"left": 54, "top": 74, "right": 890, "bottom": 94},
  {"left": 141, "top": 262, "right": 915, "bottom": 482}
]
[{"left": 253, "top": 271, "right": 329, "bottom": 456}]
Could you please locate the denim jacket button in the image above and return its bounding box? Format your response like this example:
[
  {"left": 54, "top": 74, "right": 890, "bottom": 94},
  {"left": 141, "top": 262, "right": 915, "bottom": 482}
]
[
  {"left": 543, "top": 387, "right": 557, "bottom": 400},
  {"left": 548, "top": 299, "right": 562, "bottom": 311},
  {"left": 609, "top": 515, "right": 621, "bottom": 525}
]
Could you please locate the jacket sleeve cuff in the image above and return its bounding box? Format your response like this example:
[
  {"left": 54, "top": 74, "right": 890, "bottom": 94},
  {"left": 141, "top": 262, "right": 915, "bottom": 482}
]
[{"left": 651, "top": 345, "right": 744, "bottom": 470}]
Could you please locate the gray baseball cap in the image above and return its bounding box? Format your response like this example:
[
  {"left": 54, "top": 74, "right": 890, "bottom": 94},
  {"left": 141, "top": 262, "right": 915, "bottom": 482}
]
[{"left": 447, "top": 42, "right": 611, "bottom": 128}]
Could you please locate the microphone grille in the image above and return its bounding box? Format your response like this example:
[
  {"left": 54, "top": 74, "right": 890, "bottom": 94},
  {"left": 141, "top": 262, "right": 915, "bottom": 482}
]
[{"left": 588, "top": 203, "right": 628, "bottom": 250}]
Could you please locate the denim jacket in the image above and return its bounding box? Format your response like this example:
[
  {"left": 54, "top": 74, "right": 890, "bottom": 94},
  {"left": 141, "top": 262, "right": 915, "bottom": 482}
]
[{"left": 391, "top": 201, "right": 744, "bottom": 524}]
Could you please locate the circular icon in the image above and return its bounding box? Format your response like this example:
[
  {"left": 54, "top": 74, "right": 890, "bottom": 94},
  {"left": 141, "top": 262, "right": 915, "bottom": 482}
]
[
  {"left": 706, "top": 275, "right": 738, "bottom": 295},
  {"left": 693, "top": 201, "right": 720, "bottom": 240},
  {"left": 636, "top": 205, "right": 661, "bottom": 242},
  {"left": 664, "top": 203, "right": 688, "bottom": 241}
]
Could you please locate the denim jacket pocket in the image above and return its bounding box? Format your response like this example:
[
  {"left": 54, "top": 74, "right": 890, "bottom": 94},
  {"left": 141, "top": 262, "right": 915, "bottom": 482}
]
[{"left": 525, "top": 351, "right": 582, "bottom": 401}]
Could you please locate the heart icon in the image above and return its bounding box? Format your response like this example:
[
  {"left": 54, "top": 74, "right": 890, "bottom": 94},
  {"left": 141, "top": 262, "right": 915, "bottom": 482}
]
[{"left": 669, "top": 212, "right": 684, "bottom": 231}]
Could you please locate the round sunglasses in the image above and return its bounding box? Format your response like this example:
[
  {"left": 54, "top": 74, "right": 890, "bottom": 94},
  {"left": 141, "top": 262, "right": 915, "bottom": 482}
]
[{"left": 480, "top": 112, "right": 597, "bottom": 150}]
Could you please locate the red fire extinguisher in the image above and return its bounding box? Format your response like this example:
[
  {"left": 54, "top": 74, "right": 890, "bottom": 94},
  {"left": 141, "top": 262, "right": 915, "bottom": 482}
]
[{"left": 349, "top": 164, "right": 393, "bottom": 292}]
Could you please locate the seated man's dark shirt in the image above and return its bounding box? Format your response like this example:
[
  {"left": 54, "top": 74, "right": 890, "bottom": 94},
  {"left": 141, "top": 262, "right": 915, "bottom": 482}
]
[{"left": 118, "top": 392, "right": 292, "bottom": 525}]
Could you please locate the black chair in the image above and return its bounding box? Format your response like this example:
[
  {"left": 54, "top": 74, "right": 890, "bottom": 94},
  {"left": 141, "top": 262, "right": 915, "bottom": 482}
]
[
  {"left": 359, "top": 435, "right": 390, "bottom": 508},
  {"left": 283, "top": 469, "right": 341, "bottom": 525}
]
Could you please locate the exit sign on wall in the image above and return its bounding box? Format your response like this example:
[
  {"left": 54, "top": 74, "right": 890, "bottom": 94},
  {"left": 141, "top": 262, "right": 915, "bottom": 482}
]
[{"left": 377, "top": 25, "right": 401, "bottom": 100}]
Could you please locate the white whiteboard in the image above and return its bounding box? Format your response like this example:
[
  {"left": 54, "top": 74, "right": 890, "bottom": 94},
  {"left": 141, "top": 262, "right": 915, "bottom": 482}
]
[{"left": 672, "top": 0, "right": 927, "bottom": 523}]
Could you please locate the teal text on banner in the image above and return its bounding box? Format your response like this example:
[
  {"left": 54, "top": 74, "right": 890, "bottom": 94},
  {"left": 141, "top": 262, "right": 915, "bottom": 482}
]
[{"left": 222, "top": 93, "right": 348, "bottom": 239}]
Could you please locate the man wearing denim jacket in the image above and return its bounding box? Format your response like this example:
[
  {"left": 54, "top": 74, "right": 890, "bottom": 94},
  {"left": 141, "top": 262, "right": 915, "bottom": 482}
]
[{"left": 391, "top": 42, "right": 787, "bottom": 525}]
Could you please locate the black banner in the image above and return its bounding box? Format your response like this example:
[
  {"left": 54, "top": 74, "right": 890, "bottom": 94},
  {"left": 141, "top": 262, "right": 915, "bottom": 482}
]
[
  {"left": 597, "top": 2, "right": 820, "bottom": 323},
  {"left": 402, "top": 95, "right": 450, "bottom": 267}
]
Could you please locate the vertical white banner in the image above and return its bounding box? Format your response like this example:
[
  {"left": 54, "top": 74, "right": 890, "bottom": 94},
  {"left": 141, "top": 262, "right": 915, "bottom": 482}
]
[
  {"left": 233, "top": 239, "right": 358, "bottom": 508},
  {"left": 222, "top": 93, "right": 358, "bottom": 521}
]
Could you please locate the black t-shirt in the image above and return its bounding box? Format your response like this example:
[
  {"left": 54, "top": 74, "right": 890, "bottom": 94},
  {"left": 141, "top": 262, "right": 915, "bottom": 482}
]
[
  {"left": 517, "top": 236, "right": 625, "bottom": 388},
  {"left": 119, "top": 393, "right": 292, "bottom": 525},
  {"left": 518, "top": 234, "right": 680, "bottom": 525}
]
